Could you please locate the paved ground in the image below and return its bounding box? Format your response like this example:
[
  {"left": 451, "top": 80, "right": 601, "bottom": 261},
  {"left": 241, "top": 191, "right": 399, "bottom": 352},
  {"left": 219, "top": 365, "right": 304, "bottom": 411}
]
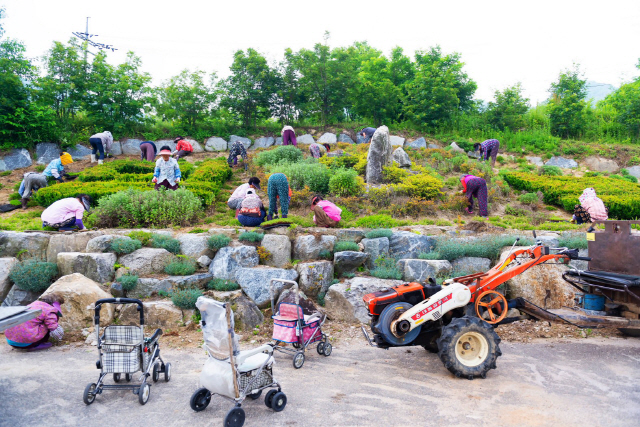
[{"left": 1, "top": 336, "right": 639, "bottom": 427}]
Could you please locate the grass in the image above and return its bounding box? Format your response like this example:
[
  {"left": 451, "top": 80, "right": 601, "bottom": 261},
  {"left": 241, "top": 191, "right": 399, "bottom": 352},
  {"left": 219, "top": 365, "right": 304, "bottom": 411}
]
[
  {"left": 164, "top": 257, "right": 197, "bottom": 276},
  {"left": 0, "top": 210, "right": 44, "bottom": 231},
  {"left": 364, "top": 229, "right": 393, "bottom": 239},
  {"left": 238, "top": 231, "right": 264, "bottom": 242},
  {"left": 424, "top": 235, "right": 535, "bottom": 261},
  {"left": 207, "top": 278, "right": 240, "bottom": 291},
  {"left": 558, "top": 233, "right": 588, "bottom": 249}
]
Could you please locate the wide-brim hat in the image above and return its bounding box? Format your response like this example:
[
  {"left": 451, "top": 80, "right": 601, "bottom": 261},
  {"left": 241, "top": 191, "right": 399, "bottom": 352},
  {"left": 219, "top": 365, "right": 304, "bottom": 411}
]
[{"left": 158, "top": 149, "right": 172, "bottom": 155}]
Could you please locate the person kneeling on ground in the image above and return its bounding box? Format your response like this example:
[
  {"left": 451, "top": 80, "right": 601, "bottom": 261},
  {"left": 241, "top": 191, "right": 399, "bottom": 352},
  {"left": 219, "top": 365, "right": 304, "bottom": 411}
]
[
  {"left": 237, "top": 189, "right": 266, "bottom": 227},
  {"left": 172, "top": 136, "right": 193, "bottom": 160},
  {"left": 267, "top": 173, "right": 292, "bottom": 220},
  {"left": 227, "top": 177, "right": 261, "bottom": 210},
  {"left": 152, "top": 146, "right": 182, "bottom": 191},
  {"left": 228, "top": 140, "right": 248, "bottom": 170},
  {"left": 460, "top": 174, "right": 488, "bottom": 217},
  {"left": 18, "top": 172, "right": 48, "bottom": 209},
  {"left": 474, "top": 139, "right": 500, "bottom": 168},
  {"left": 5, "top": 292, "right": 66, "bottom": 351},
  {"left": 89, "top": 130, "right": 114, "bottom": 164},
  {"left": 140, "top": 140, "right": 157, "bottom": 161},
  {"left": 572, "top": 187, "right": 608, "bottom": 224},
  {"left": 43, "top": 152, "right": 74, "bottom": 184},
  {"left": 311, "top": 195, "right": 341, "bottom": 228},
  {"left": 41, "top": 194, "right": 91, "bottom": 231},
  {"left": 359, "top": 127, "right": 376, "bottom": 143},
  {"left": 309, "top": 143, "right": 331, "bottom": 159}
]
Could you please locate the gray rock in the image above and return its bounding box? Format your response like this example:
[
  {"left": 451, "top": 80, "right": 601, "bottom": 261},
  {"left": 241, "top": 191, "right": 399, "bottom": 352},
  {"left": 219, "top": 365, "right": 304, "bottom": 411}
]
[
  {"left": 228, "top": 135, "right": 252, "bottom": 150},
  {"left": 35, "top": 143, "right": 61, "bottom": 165},
  {"left": 109, "top": 142, "right": 123, "bottom": 156},
  {"left": 156, "top": 139, "right": 176, "bottom": 151},
  {"left": 118, "top": 248, "right": 176, "bottom": 276},
  {"left": 406, "top": 137, "right": 426, "bottom": 149},
  {"left": 47, "top": 231, "right": 103, "bottom": 262},
  {"left": 336, "top": 230, "right": 365, "bottom": 243},
  {"left": 261, "top": 234, "right": 291, "bottom": 268},
  {"left": 275, "top": 137, "right": 283, "bottom": 146},
  {"left": 451, "top": 257, "right": 491, "bottom": 274},
  {"left": 0, "top": 257, "right": 18, "bottom": 303},
  {"left": 1, "top": 286, "right": 40, "bottom": 307},
  {"left": 297, "top": 134, "right": 315, "bottom": 144},
  {"left": 334, "top": 251, "right": 368, "bottom": 276},
  {"left": 119, "top": 301, "right": 183, "bottom": 329},
  {"left": 361, "top": 237, "right": 389, "bottom": 269},
  {"left": 392, "top": 147, "right": 412, "bottom": 168},
  {"left": 110, "top": 282, "right": 124, "bottom": 298},
  {"left": 450, "top": 142, "right": 466, "bottom": 154},
  {"left": 198, "top": 255, "right": 212, "bottom": 268},
  {"left": 467, "top": 150, "right": 481, "bottom": 159},
  {"left": 428, "top": 143, "right": 441, "bottom": 149},
  {"left": 132, "top": 278, "right": 172, "bottom": 298},
  {"left": 356, "top": 134, "right": 367, "bottom": 144},
  {"left": 569, "top": 249, "right": 589, "bottom": 271},
  {"left": 318, "top": 133, "right": 337, "bottom": 144},
  {"left": 121, "top": 139, "right": 143, "bottom": 155},
  {"left": 0, "top": 231, "right": 51, "bottom": 260},
  {"left": 276, "top": 287, "right": 319, "bottom": 315},
  {"left": 251, "top": 137, "right": 275, "bottom": 150},
  {"left": 324, "top": 277, "right": 403, "bottom": 323},
  {"left": 626, "top": 166, "right": 640, "bottom": 179},
  {"left": 295, "top": 261, "right": 334, "bottom": 297},
  {"left": 388, "top": 231, "right": 434, "bottom": 260},
  {"left": 165, "top": 273, "right": 213, "bottom": 290},
  {"left": 390, "top": 135, "right": 405, "bottom": 147},
  {"left": 57, "top": 252, "right": 117, "bottom": 283},
  {"left": 86, "top": 235, "right": 130, "bottom": 253},
  {"left": 208, "top": 290, "right": 263, "bottom": 330},
  {"left": 205, "top": 137, "right": 228, "bottom": 152},
  {"left": 293, "top": 235, "right": 337, "bottom": 261},
  {"left": 584, "top": 156, "right": 619, "bottom": 173},
  {"left": 545, "top": 156, "right": 578, "bottom": 169},
  {"left": 66, "top": 144, "right": 93, "bottom": 160},
  {"left": 0, "top": 149, "right": 32, "bottom": 171},
  {"left": 526, "top": 156, "right": 544, "bottom": 167},
  {"left": 537, "top": 234, "right": 559, "bottom": 248},
  {"left": 209, "top": 246, "right": 259, "bottom": 280},
  {"left": 365, "top": 126, "right": 392, "bottom": 184},
  {"left": 178, "top": 234, "right": 214, "bottom": 259},
  {"left": 235, "top": 267, "right": 298, "bottom": 308},
  {"left": 338, "top": 133, "right": 354, "bottom": 143},
  {"left": 189, "top": 139, "right": 205, "bottom": 153},
  {"left": 396, "top": 259, "right": 452, "bottom": 282}
]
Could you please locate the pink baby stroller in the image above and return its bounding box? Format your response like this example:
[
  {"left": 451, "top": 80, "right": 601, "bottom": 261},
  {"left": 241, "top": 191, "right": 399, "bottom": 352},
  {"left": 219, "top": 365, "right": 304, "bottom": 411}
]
[{"left": 269, "top": 279, "right": 332, "bottom": 369}]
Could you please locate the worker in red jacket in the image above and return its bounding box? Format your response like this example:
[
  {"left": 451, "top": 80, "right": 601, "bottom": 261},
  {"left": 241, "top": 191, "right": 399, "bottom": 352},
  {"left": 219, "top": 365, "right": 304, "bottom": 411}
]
[{"left": 172, "top": 136, "right": 193, "bottom": 160}]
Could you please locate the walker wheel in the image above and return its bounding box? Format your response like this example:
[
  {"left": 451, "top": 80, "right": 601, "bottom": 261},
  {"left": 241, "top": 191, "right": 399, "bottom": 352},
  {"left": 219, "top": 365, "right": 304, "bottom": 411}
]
[
  {"left": 113, "top": 373, "right": 121, "bottom": 383},
  {"left": 475, "top": 290, "right": 508, "bottom": 324},
  {"left": 152, "top": 363, "right": 160, "bottom": 383},
  {"left": 125, "top": 373, "right": 132, "bottom": 382},
  {"left": 224, "top": 406, "right": 245, "bottom": 427},
  {"left": 164, "top": 363, "right": 172, "bottom": 382},
  {"left": 83, "top": 382, "right": 97, "bottom": 405},
  {"left": 190, "top": 388, "right": 212, "bottom": 412},
  {"left": 138, "top": 382, "right": 150, "bottom": 405},
  {"left": 322, "top": 342, "right": 333, "bottom": 357},
  {"left": 293, "top": 351, "right": 305, "bottom": 369},
  {"left": 271, "top": 392, "right": 287, "bottom": 412},
  {"left": 264, "top": 389, "right": 278, "bottom": 408},
  {"left": 316, "top": 342, "right": 325, "bottom": 355},
  {"left": 248, "top": 389, "right": 262, "bottom": 400}
]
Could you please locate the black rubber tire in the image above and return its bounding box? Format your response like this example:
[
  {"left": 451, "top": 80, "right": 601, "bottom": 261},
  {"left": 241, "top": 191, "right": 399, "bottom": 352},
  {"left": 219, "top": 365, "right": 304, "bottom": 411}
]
[
  {"left": 248, "top": 389, "right": 262, "bottom": 400},
  {"left": 125, "top": 373, "right": 132, "bottom": 382},
  {"left": 138, "top": 382, "right": 150, "bottom": 405},
  {"left": 152, "top": 364, "right": 160, "bottom": 383},
  {"left": 164, "top": 363, "right": 172, "bottom": 382},
  {"left": 113, "top": 373, "right": 121, "bottom": 383},
  {"left": 83, "top": 383, "right": 97, "bottom": 405},
  {"left": 190, "top": 388, "right": 211, "bottom": 412},
  {"left": 436, "top": 316, "right": 502, "bottom": 380},
  {"left": 271, "top": 392, "right": 287, "bottom": 412},
  {"left": 292, "top": 342, "right": 301, "bottom": 349},
  {"left": 264, "top": 389, "right": 278, "bottom": 408},
  {"left": 224, "top": 406, "right": 245, "bottom": 427},
  {"left": 293, "top": 351, "right": 305, "bottom": 369},
  {"left": 421, "top": 330, "right": 441, "bottom": 353},
  {"left": 322, "top": 342, "right": 332, "bottom": 357},
  {"left": 316, "top": 342, "right": 325, "bottom": 355},
  {"left": 618, "top": 328, "right": 640, "bottom": 337}
]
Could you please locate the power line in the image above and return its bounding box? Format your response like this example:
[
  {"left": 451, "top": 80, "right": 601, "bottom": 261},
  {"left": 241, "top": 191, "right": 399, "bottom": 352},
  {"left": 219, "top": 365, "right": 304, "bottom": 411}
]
[{"left": 72, "top": 17, "right": 117, "bottom": 62}]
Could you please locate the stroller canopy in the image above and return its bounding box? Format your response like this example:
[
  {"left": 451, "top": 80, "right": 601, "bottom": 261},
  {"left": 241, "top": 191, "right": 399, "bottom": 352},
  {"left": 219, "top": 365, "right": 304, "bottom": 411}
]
[{"left": 196, "top": 297, "right": 239, "bottom": 359}]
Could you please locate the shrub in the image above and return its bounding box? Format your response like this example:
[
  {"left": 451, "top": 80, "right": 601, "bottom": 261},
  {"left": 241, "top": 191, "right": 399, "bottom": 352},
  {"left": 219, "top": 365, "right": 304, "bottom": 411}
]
[
  {"left": 382, "top": 166, "right": 410, "bottom": 184},
  {"left": 496, "top": 155, "right": 506, "bottom": 164},
  {"left": 334, "top": 241, "right": 360, "bottom": 252},
  {"left": 164, "top": 256, "right": 197, "bottom": 275},
  {"left": 255, "top": 145, "right": 303, "bottom": 167},
  {"left": 189, "top": 228, "right": 207, "bottom": 234},
  {"left": 558, "top": 233, "right": 588, "bottom": 250},
  {"left": 318, "top": 249, "right": 333, "bottom": 260},
  {"left": 238, "top": 231, "right": 264, "bottom": 242},
  {"left": 207, "top": 278, "right": 240, "bottom": 291},
  {"left": 189, "top": 157, "right": 232, "bottom": 184},
  {"left": 270, "top": 160, "right": 331, "bottom": 194},
  {"left": 539, "top": 165, "right": 563, "bottom": 176},
  {"left": 127, "top": 231, "right": 153, "bottom": 246},
  {"left": 110, "top": 238, "right": 142, "bottom": 255},
  {"left": 329, "top": 169, "right": 362, "bottom": 197},
  {"left": 341, "top": 272, "right": 355, "bottom": 278},
  {"left": 518, "top": 193, "right": 539, "bottom": 204},
  {"left": 260, "top": 215, "right": 315, "bottom": 228},
  {"left": 426, "top": 235, "right": 534, "bottom": 261},
  {"left": 356, "top": 214, "right": 405, "bottom": 228},
  {"left": 365, "top": 229, "right": 393, "bottom": 239},
  {"left": 171, "top": 288, "right": 203, "bottom": 310},
  {"left": 370, "top": 256, "right": 402, "bottom": 280},
  {"left": 152, "top": 234, "right": 182, "bottom": 254},
  {"left": 398, "top": 173, "right": 444, "bottom": 200},
  {"left": 317, "top": 291, "right": 326, "bottom": 307},
  {"left": 119, "top": 274, "right": 139, "bottom": 292},
  {"left": 9, "top": 259, "right": 58, "bottom": 292},
  {"left": 208, "top": 234, "right": 231, "bottom": 250},
  {"left": 256, "top": 246, "right": 272, "bottom": 263}
]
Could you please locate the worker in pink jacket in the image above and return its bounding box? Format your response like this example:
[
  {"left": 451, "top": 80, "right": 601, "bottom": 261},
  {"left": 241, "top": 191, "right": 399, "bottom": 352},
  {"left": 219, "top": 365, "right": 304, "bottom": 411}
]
[
  {"left": 311, "top": 195, "right": 342, "bottom": 228},
  {"left": 5, "top": 293, "right": 65, "bottom": 351}
]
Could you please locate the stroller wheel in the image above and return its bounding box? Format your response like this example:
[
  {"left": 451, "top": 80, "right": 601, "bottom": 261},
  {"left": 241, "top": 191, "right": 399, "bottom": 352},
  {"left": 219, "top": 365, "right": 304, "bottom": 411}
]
[
  {"left": 164, "top": 362, "right": 172, "bottom": 382},
  {"left": 125, "top": 373, "right": 132, "bottom": 382},
  {"left": 292, "top": 342, "right": 301, "bottom": 349},
  {"left": 323, "top": 342, "right": 333, "bottom": 357},
  {"left": 152, "top": 363, "right": 160, "bottom": 383},
  {"left": 138, "top": 382, "right": 150, "bottom": 405},
  {"left": 264, "top": 389, "right": 278, "bottom": 408},
  {"left": 190, "top": 388, "right": 212, "bottom": 412},
  {"left": 224, "top": 406, "right": 245, "bottom": 427},
  {"left": 248, "top": 389, "right": 262, "bottom": 400},
  {"left": 316, "top": 342, "right": 325, "bottom": 355},
  {"left": 271, "top": 392, "right": 287, "bottom": 412},
  {"left": 113, "top": 373, "right": 121, "bottom": 383},
  {"left": 83, "top": 383, "right": 97, "bottom": 405},
  {"left": 293, "top": 351, "right": 305, "bottom": 369}
]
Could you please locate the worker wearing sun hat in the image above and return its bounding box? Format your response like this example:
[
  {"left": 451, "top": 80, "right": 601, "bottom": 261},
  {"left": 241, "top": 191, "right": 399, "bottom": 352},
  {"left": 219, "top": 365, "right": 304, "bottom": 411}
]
[
  {"left": 152, "top": 145, "right": 182, "bottom": 191},
  {"left": 43, "top": 152, "right": 74, "bottom": 183}
]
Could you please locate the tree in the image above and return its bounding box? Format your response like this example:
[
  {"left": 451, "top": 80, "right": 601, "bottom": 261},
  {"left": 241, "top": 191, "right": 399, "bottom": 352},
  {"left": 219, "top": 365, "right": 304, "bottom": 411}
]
[
  {"left": 601, "top": 59, "right": 640, "bottom": 140},
  {"left": 270, "top": 50, "right": 303, "bottom": 124},
  {"left": 156, "top": 69, "right": 217, "bottom": 128},
  {"left": 548, "top": 65, "right": 587, "bottom": 138},
  {"left": 352, "top": 55, "right": 401, "bottom": 126},
  {"left": 485, "top": 83, "right": 530, "bottom": 131}
]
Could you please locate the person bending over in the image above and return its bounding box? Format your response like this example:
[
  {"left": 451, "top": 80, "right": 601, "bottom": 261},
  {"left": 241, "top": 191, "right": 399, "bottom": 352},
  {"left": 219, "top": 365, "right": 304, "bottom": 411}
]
[
  {"left": 89, "top": 130, "right": 114, "bottom": 164},
  {"left": 43, "top": 152, "right": 74, "bottom": 183},
  {"left": 573, "top": 188, "right": 608, "bottom": 224},
  {"left": 267, "top": 173, "right": 292, "bottom": 220},
  {"left": 282, "top": 125, "right": 297, "bottom": 146},
  {"left": 237, "top": 189, "right": 266, "bottom": 227},
  {"left": 460, "top": 174, "right": 488, "bottom": 217},
  {"left": 228, "top": 140, "right": 248, "bottom": 170},
  {"left": 172, "top": 137, "right": 193, "bottom": 160},
  {"left": 18, "top": 172, "right": 47, "bottom": 209},
  {"left": 227, "top": 177, "right": 261, "bottom": 210},
  {"left": 359, "top": 127, "right": 376, "bottom": 143},
  {"left": 474, "top": 139, "right": 500, "bottom": 168},
  {"left": 140, "top": 140, "right": 157, "bottom": 161},
  {"left": 41, "top": 194, "right": 91, "bottom": 231},
  {"left": 311, "top": 195, "right": 341, "bottom": 228}
]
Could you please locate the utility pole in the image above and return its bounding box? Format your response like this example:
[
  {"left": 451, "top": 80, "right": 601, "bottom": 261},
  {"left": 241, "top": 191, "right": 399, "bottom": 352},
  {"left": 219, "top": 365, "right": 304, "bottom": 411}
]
[{"left": 72, "top": 17, "right": 118, "bottom": 64}]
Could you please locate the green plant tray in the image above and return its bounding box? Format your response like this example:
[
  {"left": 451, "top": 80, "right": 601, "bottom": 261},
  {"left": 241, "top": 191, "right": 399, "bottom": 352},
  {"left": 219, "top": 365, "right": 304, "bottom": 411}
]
[{"left": 261, "top": 222, "right": 292, "bottom": 230}]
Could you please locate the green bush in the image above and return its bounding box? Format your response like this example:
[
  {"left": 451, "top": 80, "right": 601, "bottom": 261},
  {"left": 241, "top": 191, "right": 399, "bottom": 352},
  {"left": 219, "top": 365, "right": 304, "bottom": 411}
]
[
  {"left": 208, "top": 234, "right": 231, "bottom": 250},
  {"left": 364, "top": 229, "right": 393, "bottom": 239},
  {"left": 317, "top": 291, "right": 326, "bottom": 307},
  {"left": 9, "top": 259, "right": 58, "bottom": 292},
  {"left": 425, "top": 235, "right": 534, "bottom": 261},
  {"left": 539, "top": 165, "right": 563, "bottom": 176},
  {"left": 110, "top": 238, "right": 142, "bottom": 255},
  {"left": 270, "top": 159, "right": 331, "bottom": 194},
  {"left": 329, "top": 169, "right": 361, "bottom": 197},
  {"left": 398, "top": 173, "right": 444, "bottom": 200},
  {"left": 119, "top": 274, "right": 139, "bottom": 292},
  {"left": 238, "top": 231, "right": 264, "bottom": 243},
  {"left": 207, "top": 278, "right": 240, "bottom": 291},
  {"left": 189, "top": 157, "right": 232, "bottom": 184},
  {"left": 171, "top": 288, "right": 203, "bottom": 309},
  {"left": 558, "top": 233, "right": 588, "bottom": 250},
  {"left": 518, "top": 193, "right": 539, "bottom": 204},
  {"left": 164, "top": 257, "right": 196, "bottom": 276},
  {"left": 152, "top": 234, "right": 182, "bottom": 254},
  {"left": 370, "top": 256, "right": 402, "bottom": 280},
  {"left": 356, "top": 214, "right": 406, "bottom": 228},
  {"left": 341, "top": 272, "right": 355, "bottom": 278},
  {"left": 318, "top": 249, "right": 333, "bottom": 260},
  {"left": 127, "top": 231, "right": 153, "bottom": 246},
  {"left": 334, "top": 241, "right": 360, "bottom": 252},
  {"left": 255, "top": 145, "right": 303, "bottom": 167}
]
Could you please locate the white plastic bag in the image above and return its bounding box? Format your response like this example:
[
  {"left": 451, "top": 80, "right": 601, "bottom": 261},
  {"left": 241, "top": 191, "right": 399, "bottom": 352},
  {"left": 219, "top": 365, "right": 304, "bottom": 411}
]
[{"left": 200, "top": 357, "right": 236, "bottom": 399}]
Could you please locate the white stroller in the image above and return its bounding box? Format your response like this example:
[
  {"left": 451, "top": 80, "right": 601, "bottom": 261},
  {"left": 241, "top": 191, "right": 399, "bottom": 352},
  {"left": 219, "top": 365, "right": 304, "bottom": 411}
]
[{"left": 189, "top": 297, "right": 286, "bottom": 427}]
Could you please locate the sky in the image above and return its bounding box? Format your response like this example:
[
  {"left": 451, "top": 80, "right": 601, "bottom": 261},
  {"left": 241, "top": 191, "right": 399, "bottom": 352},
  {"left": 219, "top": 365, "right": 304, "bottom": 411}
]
[{"left": 2, "top": 0, "right": 639, "bottom": 105}]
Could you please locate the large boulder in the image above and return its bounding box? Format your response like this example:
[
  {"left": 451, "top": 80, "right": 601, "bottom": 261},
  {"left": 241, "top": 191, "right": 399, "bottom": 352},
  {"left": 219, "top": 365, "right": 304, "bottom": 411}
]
[
  {"left": 318, "top": 132, "right": 337, "bottom": 144},
  {"left": 0, "top": 231, "right": 51, "bottom": 260},
  {"left": 235, "top": 267, "right": 298, "bottom": 308},
  {"left": 396, "top": 259, "right": 452, "bottom": 282},
  {"left": 261, "top": 234, "right": 291, "bottom": 268},
  {"left": 276, "top": 287, "right": 320, "bottom": 316},
  {"left": 35, "top": 143, "right": 61, "bottom": 165},
  {"left": 0, "top": 148, "right": 32, "bottom": 171},
  {"left": 1, "top": 286, "right": 40, "bottom": 307},
  {"left": 450, "top": 142, "right": 466, "bottom": 154},
  {"left": 57, "top": 252, "right": 117, "bottom": 283},
  {"left": 334, "top": 251, "right": 368, "bottom": 276},
  {"left": 361, "top": 237, "right": 389, "bottom": 269},
  {"left": 365, "top": 126, "right": 392, "bottom": 184},
  {"left": 118, "top": 248, "right": 176, "bottom": 276},
  {"left": 451, "top": 257, "right": 491, "bottom": 274},
  {"left": 47, "top": 231, "right": 104, "bottom": 262},
  {"left": 293, "top": 235, "right": 337, "bottom": 261},
  {"left": 392, "top": 147, "right": 412, "bottom": 168},
  {"left": 189, "top": 139, "right": 205, "bottom": 153},
  {"left": 545, "top": 156, "right": 577, "bottom": 169},
  {"left": 295, "top": 261, "right": 334, "bottom": 297},
  {"left": 584, "top": 156, "right": 619, "bottom": 173},
  {"left": 0, "top": 257, "right": 18, "bottom": 303},
  {"left": 388, "top": 231, "right": 434, "bottom": 260},
  {"left": 406, "top": 137, "right": 426, "bottom": 149},
  {"left": 165, "top": 273, "right": 213, "bottom": 290},
  {"left": 526, "top": 156, "right": 544, "bottom": 167},
  {"left": 178, "top": 234, "right": 214, "bottom": 258},
  {"left": 336, "top": 229, "right": 365, "bottom": 243},
  {"left": 86, "top": 235, "right": 130, "bottom": 253},
  {"left": 119, "top": 301, "right": 183, "bottom": 329},
  {"left": 209, "top": 246, "right": 259, "bottom": 280},
  {"left": 66, "top": 144, "right": 93, "bottom": 161},
  {"left": 390, "top": 135, "right": 405, "bottom": 147},
  {"left": 208, "top": 290, "right": 264, "bottom": 330},
  {"left": 297, "top": 134, "right": 315, "bottom": 144},
  {"left": 198, "top": 255, "right": 212, "bottom": 268},
  {"left": 130, "top": 278, "right": 172, "bottom": 299},
  {"left": 338, "top": 133, "right": 354, "bottom": 143},
  {"left": 626, "top": 166, "right": 640, "bottom": 179},
  {"left": 205, "top": 137, "right": 228, "bottom": 152},
  {"left": 324, "top": 277, "right": 403, "bottom": 323},
  {"left": 41, "top": 273, "right": 115, "bottom": 328},
  {"left": 228, "top": 135, "right": 252, "bottom": 150},
  {"left": 274, "top": 137, "right": 283, "bottom": 146},
  {"left": 121, "top": 139, "right": 143, "bottom": 155},
  {"left": 110, "top": 142, "right": 123, "bottom": 156},
  {"left": 569, "top": 249, "right": 589, "bottom": 271},
  {"left": 251, "top": 137, "right": 275, "bottom": 150}
]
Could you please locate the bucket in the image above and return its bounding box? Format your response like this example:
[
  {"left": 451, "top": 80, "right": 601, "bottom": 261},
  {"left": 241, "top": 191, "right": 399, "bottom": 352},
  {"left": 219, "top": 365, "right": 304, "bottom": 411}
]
[{"left": 584, "top": 294, "right": 605, "bottom": 311}]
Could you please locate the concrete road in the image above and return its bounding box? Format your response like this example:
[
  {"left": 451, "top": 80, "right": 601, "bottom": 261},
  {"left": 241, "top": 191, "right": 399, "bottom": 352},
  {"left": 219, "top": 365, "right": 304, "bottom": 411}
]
[{"left": 1, "top": 337, "right": 639, "bottom": 427}]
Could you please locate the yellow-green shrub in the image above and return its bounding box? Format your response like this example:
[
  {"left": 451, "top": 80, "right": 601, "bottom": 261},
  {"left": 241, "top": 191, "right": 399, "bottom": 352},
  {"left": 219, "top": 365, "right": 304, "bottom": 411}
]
[{"left": 398, "top": 174, "right": 444, "bottom": 200}]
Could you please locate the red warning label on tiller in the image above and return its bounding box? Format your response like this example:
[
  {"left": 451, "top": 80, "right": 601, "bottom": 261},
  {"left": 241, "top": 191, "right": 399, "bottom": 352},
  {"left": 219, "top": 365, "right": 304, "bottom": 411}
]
[{"left": 411, "top": 293, "right": 452, "bottom": 320}]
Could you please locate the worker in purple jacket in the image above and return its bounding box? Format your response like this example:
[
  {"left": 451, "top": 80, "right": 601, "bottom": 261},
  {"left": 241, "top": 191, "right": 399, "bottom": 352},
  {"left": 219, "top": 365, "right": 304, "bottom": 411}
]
[
  {"left": 5, "top": 293, "right": 65, "bottom": 351},
  {"left": 474, "top": 139, "right": 500, "bottom": 167}
]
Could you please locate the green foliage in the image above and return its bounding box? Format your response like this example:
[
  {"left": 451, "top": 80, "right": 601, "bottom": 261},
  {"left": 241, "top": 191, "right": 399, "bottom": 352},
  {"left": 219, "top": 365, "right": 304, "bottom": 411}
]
[
  {"left": 238, "top": 231, "right": 264, "bottom": 242},
  {"left": 127, "top": 231, "right": 153, "bottom": 246},
  {"left": 119, "top": 274, "right": 139, "bottom": 292},
  {"left": 539, "top": 165, "right": 563, "bottom": 176},
  {"left": 548, "top": 65, "right": 587, "bottom": 138},
  {"left": 364, "top": 229, "right": 393, "bottom": 239},
  {"left": 152, "top": 234, "right": 182, "bottom": 254},
  {"left": 207, "top": 234, "right": 231, "bottom": 250},
  {"left": 270, "top": 160, "right": 330, "bottom": 194},
  {"left": 334, "top": 241, "right": 360, "bottom": 252},
  {"left": 356, "top": 214, "right": 407, "bottom": 228},
  {"left": 341, "top": 272, "right": 355, "bottom": 278},
  {"left": 558, "top": 233, "right": 588, "bottom": 250},
  {"left": 260, "top": 215, "right": 315, "bottom": 228},
  {"left": 0, "top": 209, "right": 45, "bottom": 231},
  {"left": 318, "top": 249, "right": 333, "bottom": 260},
  {"left": 382, "top": 166, "right": 410, "bottom": 184},
  {"left": 328, "top": 169, "right": 361, "bottom": 197},
  {"left": 424, "top": 235, "right": 534, "bottom": 261},
  {"left": 155, "top": 69, "right": 218, "bottom": 128},
  {"left": 171, "top": 288, "right": 203, "bottom": 310},
  {"left": 9, "top": 259, "right": 58, "bottom": 292},
  {"left": 255, "top": 145, "right": 303, "bottom": 167},
  {"left": 206, "top": 278, "right": 240, "bottom": 291},
  {"left": 110, "top": 238, "right": 142, "bottom": 255},
  {"left": 370, "top": 256, "right": 402, "bottom": 280},
  {"left": 518, "top": 193, "right": 539, "bottom": 204},
  {"left": 486, "top": 83, "right": 530, "bottom": 131},
  {"left": 397, "top": 173, "right": 444, "bottom": 200},
  {"left": 317, "top": 291, "right": 326, "bottom": 307},
  {"left": 189, "top": 228, "right": 207, "bottom": 234},
  {"left": 164, "top": 257, "right": 196, "bottom": 276},
  {"left": 188, "top": 157, "right": 231, "bottom": 185}
]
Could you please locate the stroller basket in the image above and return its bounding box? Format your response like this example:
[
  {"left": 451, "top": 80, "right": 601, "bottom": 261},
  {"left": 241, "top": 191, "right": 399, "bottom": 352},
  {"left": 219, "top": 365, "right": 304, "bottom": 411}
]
[
  {"left": 273, "top": 316, "right": 322, "bottom": 344},
  {"left": 101, "top": 325, "right": 144, "bottom": 374},
  {"left": 238, "top": 365, "right": 274, "bottom": 392}
]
